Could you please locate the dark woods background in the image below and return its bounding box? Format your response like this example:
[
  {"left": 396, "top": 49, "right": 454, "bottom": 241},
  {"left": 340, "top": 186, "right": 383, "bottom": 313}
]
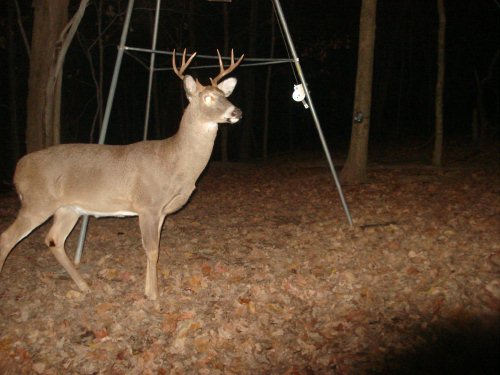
[{"left": 0, "top": 0, "right": 498, "bottom": 187}]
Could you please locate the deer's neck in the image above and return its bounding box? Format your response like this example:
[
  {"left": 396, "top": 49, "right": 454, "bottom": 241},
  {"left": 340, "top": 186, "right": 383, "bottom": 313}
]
[{"left": 170, "top": 106, "right": 218, "bottom": 176}]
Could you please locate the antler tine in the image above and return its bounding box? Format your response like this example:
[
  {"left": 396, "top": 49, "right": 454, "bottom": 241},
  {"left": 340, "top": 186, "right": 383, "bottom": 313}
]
[
  {"left": 210, "top": 49, "right": 244, "bottom": 86},
  {"left": 172, "top": 48, "right": 197, "bottom": 80}
]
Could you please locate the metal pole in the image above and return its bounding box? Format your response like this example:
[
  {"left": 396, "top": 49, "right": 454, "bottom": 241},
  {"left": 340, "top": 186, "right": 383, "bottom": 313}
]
[
  {"left": 272, "top": 0, "right": 353, "bottom": 225},
  {"left": 75, "top": 0, "right": 137, "bottom": 264},
  {"left": 142, "top": 0, "right": 162, "bottom": 140}
]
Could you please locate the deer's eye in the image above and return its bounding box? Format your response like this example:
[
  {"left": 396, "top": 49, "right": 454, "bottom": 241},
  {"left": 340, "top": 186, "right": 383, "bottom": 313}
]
[{"left": 203, "top": 94, "right": 214, "bottom": 105}]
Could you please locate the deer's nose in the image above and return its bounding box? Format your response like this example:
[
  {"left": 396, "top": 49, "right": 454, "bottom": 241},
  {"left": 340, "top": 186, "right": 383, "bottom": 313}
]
[{"left": 232, "top": 108, "right": 243, "bottom": 119}]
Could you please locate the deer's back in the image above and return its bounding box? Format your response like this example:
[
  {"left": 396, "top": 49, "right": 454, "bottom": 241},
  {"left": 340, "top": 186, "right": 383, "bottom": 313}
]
[{"left": 13, "top": 141, "right": 184, "bottom": 214}]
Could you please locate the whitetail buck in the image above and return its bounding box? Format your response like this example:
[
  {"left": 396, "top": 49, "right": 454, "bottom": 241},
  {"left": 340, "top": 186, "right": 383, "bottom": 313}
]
[{"left": 0, "top": 49, "right": 243, "bottom": 301}]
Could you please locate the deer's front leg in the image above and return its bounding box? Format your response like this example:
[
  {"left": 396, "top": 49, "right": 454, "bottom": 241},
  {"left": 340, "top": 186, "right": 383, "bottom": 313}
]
[{"left": 138, "top": 213, "right": 165, "bottom": 300}]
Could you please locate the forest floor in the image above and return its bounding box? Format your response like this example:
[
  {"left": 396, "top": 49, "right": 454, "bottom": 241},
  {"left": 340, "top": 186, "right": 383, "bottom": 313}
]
[{"left": 0, "top": 150, "right": 499, "bottom": 374}]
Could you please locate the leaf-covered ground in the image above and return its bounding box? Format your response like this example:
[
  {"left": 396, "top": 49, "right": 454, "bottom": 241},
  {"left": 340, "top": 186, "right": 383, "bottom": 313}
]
[{"left": 1, "top": 154, "right": 499, "bottom": 374}]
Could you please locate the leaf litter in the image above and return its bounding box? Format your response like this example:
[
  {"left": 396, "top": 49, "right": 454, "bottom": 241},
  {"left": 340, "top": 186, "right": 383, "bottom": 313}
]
[{"left": 0, "top": 157, "right": 499, "bottom": 374}]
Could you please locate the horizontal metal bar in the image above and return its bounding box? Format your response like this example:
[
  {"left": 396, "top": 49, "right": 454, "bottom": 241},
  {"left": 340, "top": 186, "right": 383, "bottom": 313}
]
[
  {"left": 154, "top": 59, "right": 293, "bottom": 72},
  {"left": 123, "top": 46, "right": 296, "bottom": 63}
]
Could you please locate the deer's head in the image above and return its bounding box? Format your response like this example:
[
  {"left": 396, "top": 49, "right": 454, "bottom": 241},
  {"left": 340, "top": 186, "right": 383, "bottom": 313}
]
[{"left": 173, "top": 49, "right": 243, "bottom": 124}]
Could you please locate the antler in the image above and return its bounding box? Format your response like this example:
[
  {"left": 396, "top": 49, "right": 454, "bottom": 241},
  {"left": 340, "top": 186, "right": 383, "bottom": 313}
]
[
  {"left": 209, "top": 49, "right": 244, "bottom": 86},
  {"left": 172, "top": 49, "right": 197, "bottom": 80}
]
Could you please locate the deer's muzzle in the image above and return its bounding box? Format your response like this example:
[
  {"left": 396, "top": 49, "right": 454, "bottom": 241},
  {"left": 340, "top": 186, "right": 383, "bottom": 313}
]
[{"left": 228, "top": 107, "right": 243, "bottom": 123}]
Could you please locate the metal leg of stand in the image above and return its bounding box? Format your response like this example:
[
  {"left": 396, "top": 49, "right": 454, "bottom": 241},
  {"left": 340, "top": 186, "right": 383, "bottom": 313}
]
[
  {"left": 272, "top": 0, "right": 353, "bottom": 226},
  {"left": 74, "top": 0, "right": 137, "bottom": 264},
  {"left": 142, "top": 0, "right": 161, "bottom": 141}
]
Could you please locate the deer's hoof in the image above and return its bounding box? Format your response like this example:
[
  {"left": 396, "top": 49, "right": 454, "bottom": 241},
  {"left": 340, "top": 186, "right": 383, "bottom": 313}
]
[{"left": 77, "top": 282, "right": 91, "bottom": 293}]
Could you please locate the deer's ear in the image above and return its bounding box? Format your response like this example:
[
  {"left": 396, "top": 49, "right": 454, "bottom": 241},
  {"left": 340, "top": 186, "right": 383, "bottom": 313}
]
[
  {"left": 183, "top": 75, "right": 197, "bottom": 100},
  {"left": 217, "top": 77, "right": 237, "bottom": 97}
]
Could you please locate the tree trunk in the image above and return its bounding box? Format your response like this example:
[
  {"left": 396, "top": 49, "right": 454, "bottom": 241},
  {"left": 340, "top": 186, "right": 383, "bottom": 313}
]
[
  {"left": 26, "top": 0, "right": 69, "bottom": 153},
  {"left": 340, "top": 0, "right": 377, "bottom": 184},
  {"left": 472, "top": 50, "right": 499, "bottom": 150},
  {"left": 432, "top": 0, "right": 446, "bottom": 167},
  {"left": 8, "top": 0, "right": 20, "bottom": 167},
  {"left": 27, "top": 0, "right": 89, "bottom": 153}
]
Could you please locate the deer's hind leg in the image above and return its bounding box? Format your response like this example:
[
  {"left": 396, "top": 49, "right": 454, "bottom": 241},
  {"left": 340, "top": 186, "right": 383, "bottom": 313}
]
[
  {"left": 0, "top": 205, "right": 53, "bottom": 273},
  {"left": 46, "top": 207, "right": 90, "bottom": 292}
]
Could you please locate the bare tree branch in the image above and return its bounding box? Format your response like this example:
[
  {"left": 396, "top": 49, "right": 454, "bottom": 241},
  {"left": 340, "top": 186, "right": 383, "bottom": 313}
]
[
  {"left": 13, "top": 0, "right": 30, "bottom": 58},
  {"left": 43, "top": 0, "right": 90, "bottom": 145},
  {"left": 53, "top": 0, "right": 90, "bottom": 84},
  {"left": 77, "top": 31, "right": 101, "bottom": 142}
]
